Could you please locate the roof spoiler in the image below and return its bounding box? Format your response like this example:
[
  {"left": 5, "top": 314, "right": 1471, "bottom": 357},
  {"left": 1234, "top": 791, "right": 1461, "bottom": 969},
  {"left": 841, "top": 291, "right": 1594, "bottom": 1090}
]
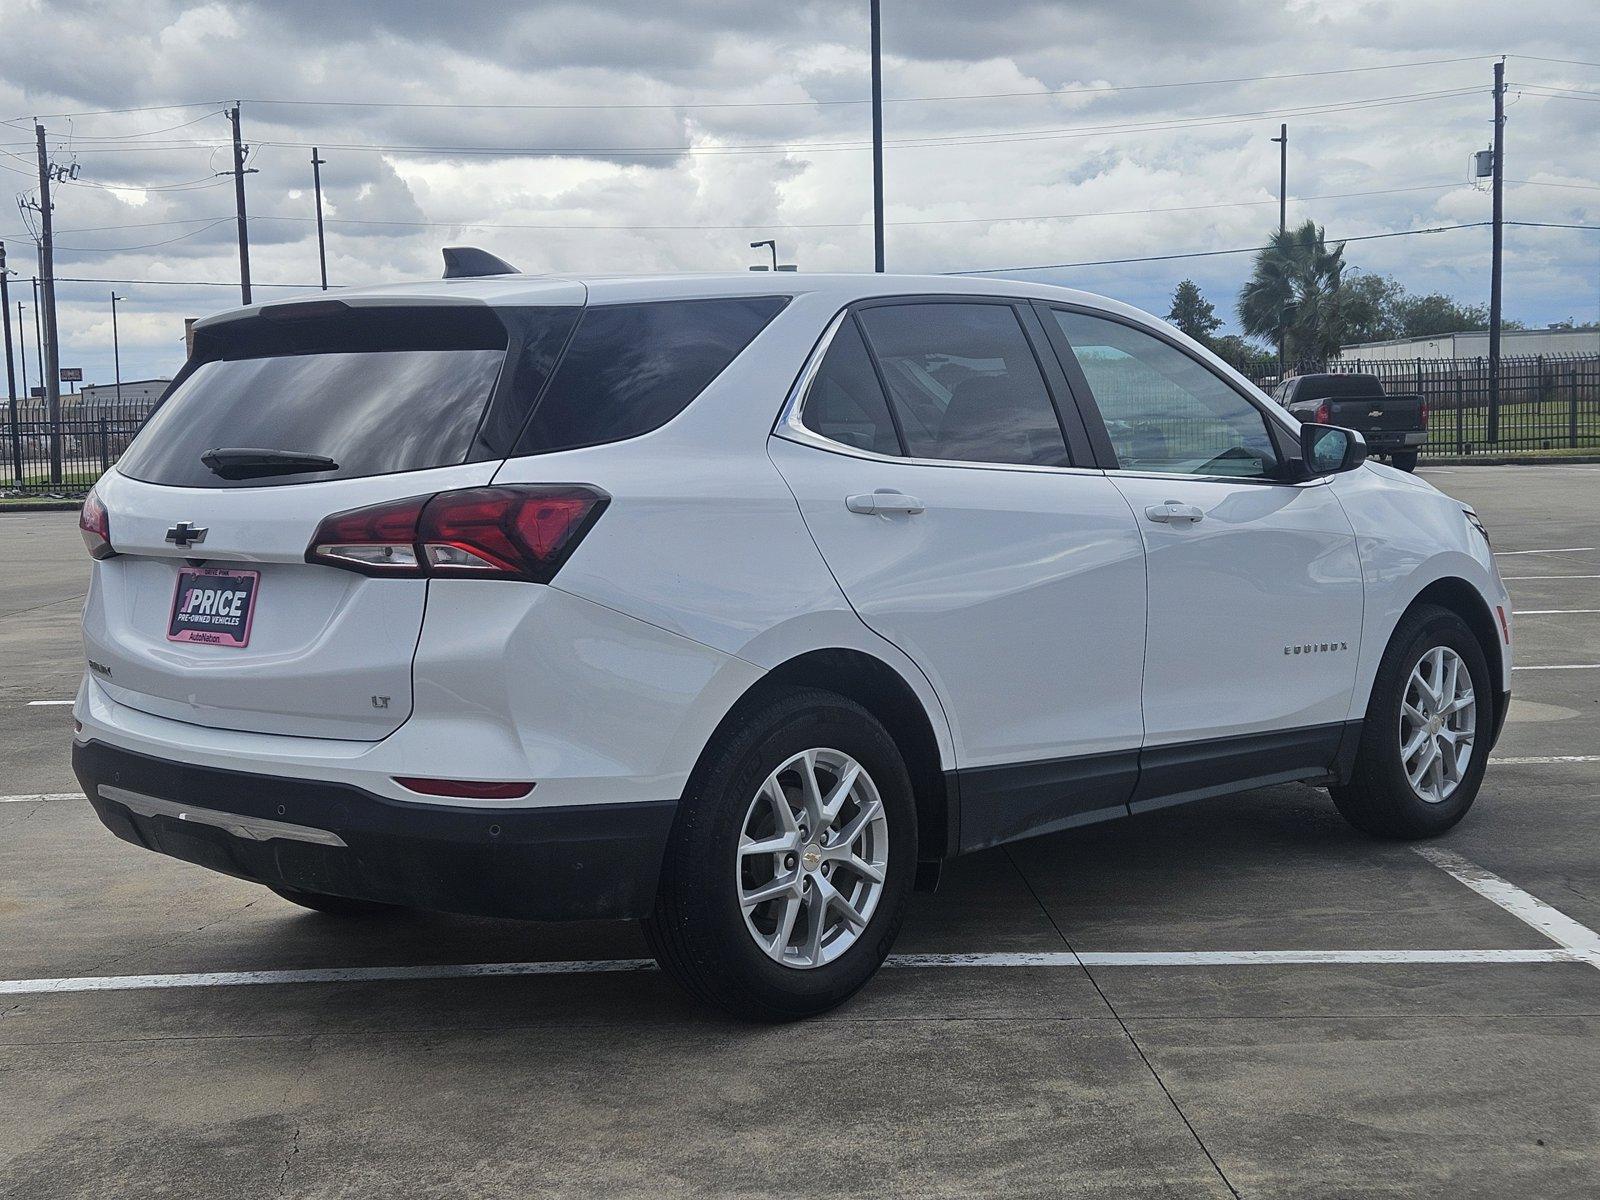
[{"left": 441, "top": 246, "right": 521, "bottom": 279}]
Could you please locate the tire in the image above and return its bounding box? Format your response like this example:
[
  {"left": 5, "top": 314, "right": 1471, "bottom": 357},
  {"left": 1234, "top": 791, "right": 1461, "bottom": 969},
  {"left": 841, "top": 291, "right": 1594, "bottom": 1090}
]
[
  {"left": 644, "top": 686, "right": 917, "bottom": 1021},
  {"left": 267, "top": 884, "right": 401, "bottom": 917},
  {"left": 1332, "top": 604, "right": 1493, "bottom": 839},
  {"left": 1391, "top": 451, "right": 1419, "bottom": 473}
]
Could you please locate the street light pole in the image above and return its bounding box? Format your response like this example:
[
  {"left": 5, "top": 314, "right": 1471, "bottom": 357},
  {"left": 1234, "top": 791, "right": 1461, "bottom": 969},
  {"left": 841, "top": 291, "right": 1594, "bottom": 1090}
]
[
  {"left": 1272, "top": 123, "right": 1287, "bottom": 235},
  {"left": 311, "top": 147, "right": 329, "bottom": 290},
  {"left": 110, "top": 292, "right": 124, "bottom": 409},
  {"left": 0, "top": 242, "right": 17, "bottom": 486},
  {"left": 870, "top": 0, "right": 885, "bottom": 273}
]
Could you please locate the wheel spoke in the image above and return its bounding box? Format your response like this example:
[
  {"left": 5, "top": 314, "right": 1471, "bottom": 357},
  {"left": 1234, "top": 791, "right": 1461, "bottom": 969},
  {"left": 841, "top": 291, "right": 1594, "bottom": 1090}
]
[
  {"left": 817, "top": 875, "right": 868, "bottom": 930},
  {"left": 1401, "top": 727, "right": 1430, "bottom": 766},
  {"left": 1402, "top": 700, "right": 1428, "bottom": 726},
  {"left": 768, "top": 893, "right": 801, "bottom": 955},
  {"left": 803, "top": 890, "right": 828, "bottom": 963},
  {"left": 830, "top": 797, "right": 883, "bottom": 851},
  {"left": 843, "top": 855, "right": 885, "bottom": 884},
  {"left": 818, "top": 761, "right": 860, "bottom": 828},
  {"left": 740, "top": 831, "right": 798, "bottom": 859},
  {"left": 765, "top": 777, "right": 801, "bottom": 833},
  {"left": 741, "top": 872, "right": 801, "bottom": 909},
  {"left": 798, "top": 750, "right": 825, "bottom": 831}
]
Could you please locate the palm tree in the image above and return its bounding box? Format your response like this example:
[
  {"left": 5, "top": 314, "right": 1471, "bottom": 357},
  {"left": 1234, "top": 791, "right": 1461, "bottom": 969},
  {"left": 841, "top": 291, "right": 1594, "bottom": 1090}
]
[{"left": 1238, "top": 220, "right": 1347, "bottom": 371}]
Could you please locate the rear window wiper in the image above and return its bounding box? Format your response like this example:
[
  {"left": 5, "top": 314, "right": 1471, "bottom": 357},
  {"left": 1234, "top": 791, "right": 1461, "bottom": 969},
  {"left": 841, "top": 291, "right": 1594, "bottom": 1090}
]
[{"left": 201, "top": 447, "right": 340, "bottom": 480}]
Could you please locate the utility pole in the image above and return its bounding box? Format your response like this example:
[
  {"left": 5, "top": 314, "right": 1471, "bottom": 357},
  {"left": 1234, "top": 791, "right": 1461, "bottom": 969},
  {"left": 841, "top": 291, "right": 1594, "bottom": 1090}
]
[
  {"left": 0, "top": 243, "right": 17, "bottom": 487},
  {"left": 226, "top": 104, "right": 256, "bottom": 305},
  {"left": 110, "top": 292, "right": 123, "bottom": 408},
  {"left": 32, "top": 123, "right": 62, "bottom": 484},
  {"left": 311, "top": 147, "right": 329, "bottom": 290},
  {"left": 870, "top": 0, "right": 885, "bottom": 273},
  {"left": 1487, "top": 58, "right": 1506, "bottom": 443}
]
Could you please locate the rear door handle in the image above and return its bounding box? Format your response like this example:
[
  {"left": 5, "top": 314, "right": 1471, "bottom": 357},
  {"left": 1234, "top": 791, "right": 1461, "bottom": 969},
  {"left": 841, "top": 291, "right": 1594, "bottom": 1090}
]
[
  {"left": 846, "top": 490, "right": 925, "bottom": 515},
  {"left": 1144, "top": 501, "right": 1204, "bottom": 525}
]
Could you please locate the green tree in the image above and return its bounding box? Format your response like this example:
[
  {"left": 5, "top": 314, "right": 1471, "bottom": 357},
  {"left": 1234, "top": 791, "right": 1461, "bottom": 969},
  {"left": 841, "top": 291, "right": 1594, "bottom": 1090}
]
[
  {"left": 1166, "top": 279, "right": 1222, "bottom": 343},
  {"left": 1338, "top": 273, "right": 1406, "bottom": 344},
  {"left": 1238, "top": 220, "right": 1347, "bottom": 369}
]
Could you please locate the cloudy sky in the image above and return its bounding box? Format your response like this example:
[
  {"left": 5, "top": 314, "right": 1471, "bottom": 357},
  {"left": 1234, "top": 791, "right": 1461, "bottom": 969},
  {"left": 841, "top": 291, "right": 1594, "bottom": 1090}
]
[{"left": 0, "top": 0, "right": 1596, "bottom": 388}]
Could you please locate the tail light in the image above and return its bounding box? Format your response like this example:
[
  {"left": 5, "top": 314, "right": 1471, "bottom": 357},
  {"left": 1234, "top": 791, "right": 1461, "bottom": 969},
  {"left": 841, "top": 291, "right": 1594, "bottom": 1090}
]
[
  {"left": 79, "top": 487, "right": 116, "bottom": 560},
  {"left": 1313, "top": 401, "right": 1331, "bottom": 424},
  {"left": 1419, "top": 400, "right": 1430, "bottom": 429},
  {"left": 307, "top": 485, "right": 608, "bottom": 582}
]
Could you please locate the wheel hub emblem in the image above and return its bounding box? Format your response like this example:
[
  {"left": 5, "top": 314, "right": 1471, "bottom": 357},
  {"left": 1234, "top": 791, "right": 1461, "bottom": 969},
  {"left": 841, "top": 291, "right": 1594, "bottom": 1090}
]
[{"left": 801, "top": 846, "right": 822, "bottom": 872}]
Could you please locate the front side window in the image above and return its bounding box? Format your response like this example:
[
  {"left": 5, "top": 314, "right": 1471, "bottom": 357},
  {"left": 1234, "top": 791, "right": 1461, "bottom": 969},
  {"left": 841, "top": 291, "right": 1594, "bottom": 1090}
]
[
  {"left": 855, "top": 303, "right": 1069, "bottom": 467},
  {"left": 1051, "top": 310, "right": 1280, "bottom": 479}
]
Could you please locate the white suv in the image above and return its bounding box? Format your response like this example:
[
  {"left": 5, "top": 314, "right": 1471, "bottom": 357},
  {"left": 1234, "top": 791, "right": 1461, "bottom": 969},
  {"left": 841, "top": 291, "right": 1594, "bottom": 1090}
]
[{"left": 74, "top": 266, "right": 1512, "bottom": 1019}]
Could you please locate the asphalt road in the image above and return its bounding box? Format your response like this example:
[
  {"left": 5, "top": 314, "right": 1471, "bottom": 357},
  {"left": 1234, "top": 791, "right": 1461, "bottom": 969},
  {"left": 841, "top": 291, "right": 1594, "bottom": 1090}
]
[{"left": 2, "top": 465, "right": 1599, "bottom": 1198}]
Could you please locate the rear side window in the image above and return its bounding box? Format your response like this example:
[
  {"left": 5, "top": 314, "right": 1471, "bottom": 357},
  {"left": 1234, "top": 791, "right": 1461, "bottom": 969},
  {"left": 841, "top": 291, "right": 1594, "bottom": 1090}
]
[
  {"left": 118, "top": 306, "right": 535, "bottom": 489},
  {"left": 855, "top": 303, "right": 1069, "bottom": 467},
  {"left": 800, "top": 318, "right": 902, "bottom": 455},
  {"left": 513, "top": 296, "right": 788, "bottom": 455}
]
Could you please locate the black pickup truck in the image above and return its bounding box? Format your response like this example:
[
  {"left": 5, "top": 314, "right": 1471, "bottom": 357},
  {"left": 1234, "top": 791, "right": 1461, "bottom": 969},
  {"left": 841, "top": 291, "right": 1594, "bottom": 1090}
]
[{"left": 1271, "top": 373, "right": 1428, "bottom": 472}]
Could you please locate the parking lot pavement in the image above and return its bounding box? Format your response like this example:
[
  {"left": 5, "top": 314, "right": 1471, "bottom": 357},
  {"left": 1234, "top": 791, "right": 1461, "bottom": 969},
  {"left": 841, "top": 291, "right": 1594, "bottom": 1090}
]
[{"left": 3, "top": 465, "right": 1600, "bottom": 1198}]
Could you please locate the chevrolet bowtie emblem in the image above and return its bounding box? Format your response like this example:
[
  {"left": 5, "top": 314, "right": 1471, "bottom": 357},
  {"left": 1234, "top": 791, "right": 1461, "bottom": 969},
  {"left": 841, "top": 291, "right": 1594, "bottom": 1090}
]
[{"left": 165, "top": 522, "right": 208, "bottom": 548}]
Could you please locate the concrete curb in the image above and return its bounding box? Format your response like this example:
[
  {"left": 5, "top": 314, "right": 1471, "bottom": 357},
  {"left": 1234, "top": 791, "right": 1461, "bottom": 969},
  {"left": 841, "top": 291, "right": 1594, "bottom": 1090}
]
[
  {"left": 0, "top": 500, "right": 82, "bottom": 512},
  {"left": 1420, "top": 455, "right": 1600, "bottom": 467}
]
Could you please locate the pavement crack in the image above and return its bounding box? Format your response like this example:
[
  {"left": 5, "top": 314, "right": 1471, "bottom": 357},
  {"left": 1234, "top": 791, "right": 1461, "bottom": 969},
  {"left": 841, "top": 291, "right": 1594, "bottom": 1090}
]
[
  {"left": 90, "top": 897, "right": 260, "bottom": 976},
  {"left": 1002, "top": 847, "right": 1243, "bottom": 1200}
]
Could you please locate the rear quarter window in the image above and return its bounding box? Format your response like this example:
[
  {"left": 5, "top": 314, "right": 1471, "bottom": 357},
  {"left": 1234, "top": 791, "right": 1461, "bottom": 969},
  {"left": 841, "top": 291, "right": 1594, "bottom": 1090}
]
[{"left": 511, "top": 296, "right": 788, "bottom": 455}]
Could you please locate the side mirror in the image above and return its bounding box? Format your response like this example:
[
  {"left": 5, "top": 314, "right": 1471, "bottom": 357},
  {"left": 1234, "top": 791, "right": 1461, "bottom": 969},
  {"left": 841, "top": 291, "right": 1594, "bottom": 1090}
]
[{"left": 1299, "top": 423, "right": 1367, "bottom": 476}]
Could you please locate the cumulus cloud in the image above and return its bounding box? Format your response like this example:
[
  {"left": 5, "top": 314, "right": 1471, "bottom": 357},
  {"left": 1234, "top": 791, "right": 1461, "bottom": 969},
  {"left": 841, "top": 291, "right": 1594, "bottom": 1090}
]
[{"left": 0, "top": 0, "right": 1594, "bottom": 384}]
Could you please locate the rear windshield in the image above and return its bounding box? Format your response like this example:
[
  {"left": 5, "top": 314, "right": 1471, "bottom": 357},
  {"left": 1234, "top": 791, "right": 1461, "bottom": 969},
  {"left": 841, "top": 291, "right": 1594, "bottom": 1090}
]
[
  {"left": 118, "top": 306, "right": 523, "bottom": 489},
  {"left": 118, "top": 296, "right": 786, "bottom": 487}
]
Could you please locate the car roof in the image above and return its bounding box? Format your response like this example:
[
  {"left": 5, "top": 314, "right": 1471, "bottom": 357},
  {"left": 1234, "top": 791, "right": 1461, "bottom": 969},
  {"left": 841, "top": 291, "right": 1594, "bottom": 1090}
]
[{"left": 195, "top": 271, "right": 1156, "bottom": 331}]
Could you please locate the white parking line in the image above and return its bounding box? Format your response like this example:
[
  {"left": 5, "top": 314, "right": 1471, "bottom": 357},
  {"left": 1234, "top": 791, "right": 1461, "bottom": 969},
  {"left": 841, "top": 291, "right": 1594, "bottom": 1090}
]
[
  {"left": 1496, "top": 547, "right": 1597, "bottom": 556},
  {"left": 1501, "top": 574, "right": 1600, "bottom": 581},
  {"left": 0, "top": 793, "right": 81, "bottom": 803},
  {"left": 0, "top": 948, "right": 1589, "bottom": 996},
  {"left": 1514, "top": 609, "right": 1600, "bottom": 616},
  {"left": 1415, "top": 846, "right": 1600, "bottom": 967},
  {"left": 1490, "top": 755, "right": 1600, "bottom": 765},
  {"left": 24, "top": 700, "right": 74, "bottom": 706},
  {"left": 1512, "top": 664, "right": 1600, "bottom": 671}
]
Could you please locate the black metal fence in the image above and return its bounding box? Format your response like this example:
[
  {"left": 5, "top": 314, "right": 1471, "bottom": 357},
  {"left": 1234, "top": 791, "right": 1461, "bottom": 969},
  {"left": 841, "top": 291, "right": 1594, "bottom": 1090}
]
[
  {"left": 3, "top": 400, "right": 158, "bottom": 497},
  {"left": 4, "top": 353, "right": 1600, "bottom": 496},
  {"left": 1244, "top": 353, "right": 1600, "bottom": 458}
]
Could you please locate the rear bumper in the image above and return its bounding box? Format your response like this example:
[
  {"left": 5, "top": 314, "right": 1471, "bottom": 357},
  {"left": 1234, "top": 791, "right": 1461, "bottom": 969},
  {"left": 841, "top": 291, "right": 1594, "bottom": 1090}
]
[
  {"left": 1365, "top": 430, "right": 1428, "bottom": 450},
  {"left": 74, "top": 740, "right": 676, "bottom": 921}
]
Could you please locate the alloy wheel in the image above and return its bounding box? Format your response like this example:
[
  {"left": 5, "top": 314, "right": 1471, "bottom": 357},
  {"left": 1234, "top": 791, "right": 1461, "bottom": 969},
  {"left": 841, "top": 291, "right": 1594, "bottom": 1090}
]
[
  {"left": 1399, "top": 645, "right": 1476, "bottom": 804},
  {"left": 736, "top": 747, "right": 889, "bottom": 969}
]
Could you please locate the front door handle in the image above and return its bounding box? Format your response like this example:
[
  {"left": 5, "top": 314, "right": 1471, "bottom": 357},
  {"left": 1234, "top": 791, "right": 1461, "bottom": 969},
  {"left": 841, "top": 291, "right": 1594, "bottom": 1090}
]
[
  {"left": 1144, "top": 500, "right": 1204, "bottom": 525},
  {"left": 846, "top": 490, "right": 925, "bottom": 515}
]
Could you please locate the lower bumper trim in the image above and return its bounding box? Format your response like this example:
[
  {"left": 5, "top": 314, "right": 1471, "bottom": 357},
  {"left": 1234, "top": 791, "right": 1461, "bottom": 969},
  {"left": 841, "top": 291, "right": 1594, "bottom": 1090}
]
[
  {"left": 100, "top": 784, "right": 348, "bottom": 848},
  {"left": 75, "top": 740, "right": 677, "bottom": 922}
]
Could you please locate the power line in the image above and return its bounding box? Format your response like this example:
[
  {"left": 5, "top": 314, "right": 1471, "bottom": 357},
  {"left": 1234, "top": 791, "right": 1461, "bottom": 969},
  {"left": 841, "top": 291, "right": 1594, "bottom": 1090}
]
[
  {"left": 7, "top": 56, "right": 1487, "bottom": 123},
  {"left": 0, "top": 181, "right": 1477, "bottom": 245},
  {"left": 950, "top": 222, "right": 1495, "bottom": 274},
  {"left": 6, "top": 86, "right": 1483, "bottom": 160},
  {"left": 953, "top": 219, "right": 1600, "bottom": 276}
]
